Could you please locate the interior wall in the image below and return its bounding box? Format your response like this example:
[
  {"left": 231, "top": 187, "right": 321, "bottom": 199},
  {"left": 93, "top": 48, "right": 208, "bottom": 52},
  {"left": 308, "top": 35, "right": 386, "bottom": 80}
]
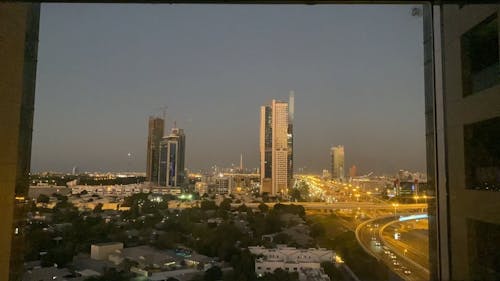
[{"left": 0, "top": 3, "right": 40, "bottom": 281}]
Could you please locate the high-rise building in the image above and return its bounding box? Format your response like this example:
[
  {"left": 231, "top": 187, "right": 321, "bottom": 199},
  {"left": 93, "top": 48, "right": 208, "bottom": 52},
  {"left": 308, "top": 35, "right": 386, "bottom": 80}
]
[
  {"left": 330, "top": 145, "right": 345, "bottom": 180},
  {"left": 349, "top": 165, "right": 357, "bottom": 179},
  {"left": 146, "top": 117, "right": 164, "bottom": 184},
  {"left": 430, "top": 5, "right": 500, "bottom": 281},
  {"left": 159, "top": 127, "right": 185, "bottom": 187},
  {"left": 239, "top": 153, "right": 243, "bottom": 172},
  {"left": 260, "top": 94, "right": 293, "bottom": 196}
]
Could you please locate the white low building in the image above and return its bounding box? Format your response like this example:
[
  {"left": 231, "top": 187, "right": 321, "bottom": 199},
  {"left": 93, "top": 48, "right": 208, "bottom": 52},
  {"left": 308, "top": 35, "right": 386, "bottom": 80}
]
[
  {"left": 71, "top": 183, "right": 148, "bottom": 196},
  {"left": 90, "top": 242, "right": 124, "bottom": 261},
  {"left": 249, "top": 245, "right": 333, "bottom": 281}
]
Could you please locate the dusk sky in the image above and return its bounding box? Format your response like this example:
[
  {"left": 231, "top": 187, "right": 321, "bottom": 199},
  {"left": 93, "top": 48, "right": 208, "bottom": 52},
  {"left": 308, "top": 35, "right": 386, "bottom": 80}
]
[{"left": 31, "top": 4, "right": 426, "bottom": 175}]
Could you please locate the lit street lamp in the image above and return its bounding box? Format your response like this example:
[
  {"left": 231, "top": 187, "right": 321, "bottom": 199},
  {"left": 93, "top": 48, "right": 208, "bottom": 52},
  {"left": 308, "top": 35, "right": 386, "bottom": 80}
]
[{"left": 392, "top": 203, "right": 399, "bottom": 216}]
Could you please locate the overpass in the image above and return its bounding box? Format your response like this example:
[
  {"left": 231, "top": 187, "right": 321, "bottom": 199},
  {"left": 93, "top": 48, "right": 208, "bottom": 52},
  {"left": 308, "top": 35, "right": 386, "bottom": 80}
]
[{"left": 233, "top": 201, "right": 427, "bottom": 211}]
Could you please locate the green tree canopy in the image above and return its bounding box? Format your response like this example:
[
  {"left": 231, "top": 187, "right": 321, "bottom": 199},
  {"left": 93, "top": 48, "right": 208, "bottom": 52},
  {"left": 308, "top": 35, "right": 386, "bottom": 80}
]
[{"left": 37, "top": 194, "right": 50, "bottom": 204}]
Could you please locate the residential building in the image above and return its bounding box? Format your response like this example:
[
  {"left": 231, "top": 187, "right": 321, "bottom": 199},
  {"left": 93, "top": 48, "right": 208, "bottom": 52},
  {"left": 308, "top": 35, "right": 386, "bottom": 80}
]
[
  {"left": 22, "top": 267, "right": 84, "bottom": 281},
  {"left": 431, "top": 4, "right": 500, "bottom": 281},
  {"left": 90, "top": 242, "right": 124, "bottom": 261},
  {"left": 214, "top": 175, "right": 233, "bottom": 195},
  {"left": 260, "top": 94, "right": 294, "bottom": 196},
  {"left": 146, "top": 117, "right": 164, "bottom": 184},
  {"left": 249, "top": 245, "right": 333, "bottom": 281}
]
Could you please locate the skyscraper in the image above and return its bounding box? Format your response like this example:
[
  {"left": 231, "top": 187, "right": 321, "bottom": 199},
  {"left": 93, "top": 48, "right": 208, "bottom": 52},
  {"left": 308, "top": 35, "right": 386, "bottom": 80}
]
[
  {"left": 159, "top": 127, "right": 186, "bottom": 187},
  {"left": 349, "top": 165, "right": 357, "bottom": 179},
  {"left": 260, "top": 94, "right": 293, "bottom": 196},
  {"left": 146, "top": 117, "right": 164, "bottom": 184},
  {"left": 330, "top": 145, "right": 345, "bottom": 180}
]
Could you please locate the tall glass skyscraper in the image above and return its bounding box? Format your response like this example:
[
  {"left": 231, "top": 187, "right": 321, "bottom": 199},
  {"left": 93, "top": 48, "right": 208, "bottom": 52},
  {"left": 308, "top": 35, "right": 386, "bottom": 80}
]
[
  {"left": 159, "top": 127, "right": 186, "bottom": 187},
  {"left": 331, "top": 145, "right": 345, "bottom": 180},
  {"left": 260, "top": 94, "right": 294, "bottom": 196},
  {"left": 146, "top": 117, "right": 164, "bottom": 184}
]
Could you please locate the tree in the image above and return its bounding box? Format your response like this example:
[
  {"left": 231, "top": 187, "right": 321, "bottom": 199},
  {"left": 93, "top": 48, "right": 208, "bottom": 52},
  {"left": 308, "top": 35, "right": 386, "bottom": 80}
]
[
  {"left": 93, "top": 203, "right": 104, "bottom": 213},
  {"left": 289, "top": 188, "right": 302, "bottom": 202},
  {"left": 84, "top": 268, "right": 130, "bottom": 281},
  {"left": 274, "top": 232, "right": 291, "bottom": 244},
  {"left": 230, "top": 249, "right": 256, "bottom": 280},
  {"left": 237, "top": 204, "right": 249, "bottom": 213},
  {"left": 219, "top": 198, "right": 232, "bottom": 211},
  {"left": 204, "top": 266, "right": 223, "bottom": 281},
  {"left": 201, "top": 200, "right": 217, "bottom": 210},
  {"left": 37, "top": 194, "right": 50, "bottom": 204},
  {"left": 310, "top": 223, "right": 326, "bottom": 238},
  {"left": 258, "top": 203, "right": 269, "bottom": 213},
  {"left": 261, "top": 192, "right": 270, "bottom": 202},
  {"left": 321, "top": 261, "right": 338, "bottom": 281}
]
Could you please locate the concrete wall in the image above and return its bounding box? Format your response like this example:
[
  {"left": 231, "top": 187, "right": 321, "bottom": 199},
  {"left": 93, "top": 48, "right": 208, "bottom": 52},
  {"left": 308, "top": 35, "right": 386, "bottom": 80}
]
[
  {"left": 0, "top": 3, "right": 39, "bottom": 280},
  {"left": 440, "top": 4, "right": 500, "bottom": 280}
]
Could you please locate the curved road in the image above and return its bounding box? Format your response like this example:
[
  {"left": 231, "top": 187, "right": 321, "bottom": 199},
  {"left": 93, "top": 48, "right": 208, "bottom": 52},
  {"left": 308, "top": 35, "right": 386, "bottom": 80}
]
[{"left": 356, "top": 215, "right": 429, "bottom": 281}]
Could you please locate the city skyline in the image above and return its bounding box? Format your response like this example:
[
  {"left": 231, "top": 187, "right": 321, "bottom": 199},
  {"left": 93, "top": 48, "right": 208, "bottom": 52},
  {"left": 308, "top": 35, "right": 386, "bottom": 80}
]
[
  {"left": 2, "top": 4, "right": 498, "bottom": 281},
  {"left": 31, "top": 4, "right": 426, "bottom": 174}
]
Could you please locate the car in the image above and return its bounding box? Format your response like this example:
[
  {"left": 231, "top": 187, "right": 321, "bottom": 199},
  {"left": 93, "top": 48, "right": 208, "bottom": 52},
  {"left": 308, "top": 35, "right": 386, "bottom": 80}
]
[
  {"left": 404, "top": 269, "right": 412, "bottom": 275},
  {"left": 375, "top": 241, "right": 381, "bottom": 246},
  {"left": 390, "top": 255, "right": 397, "bottom": 260},
  {"left": 393, "top": 261, "right": 400, "bottom": 266},
  {"left": 384, "top": 250, "right": 391, "bottom": 255}
]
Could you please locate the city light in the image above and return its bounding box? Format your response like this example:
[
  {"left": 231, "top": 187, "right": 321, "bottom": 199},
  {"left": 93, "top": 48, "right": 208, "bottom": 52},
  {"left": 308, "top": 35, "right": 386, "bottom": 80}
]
[{"left": 399, "top": 214, "right": 428, "bottom": 222}]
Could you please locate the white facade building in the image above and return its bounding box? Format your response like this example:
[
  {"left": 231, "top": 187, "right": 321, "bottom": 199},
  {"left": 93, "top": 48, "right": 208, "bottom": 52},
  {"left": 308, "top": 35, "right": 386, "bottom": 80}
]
[{"left": 249, "top": 245, "right": 333, "bottom": 281}]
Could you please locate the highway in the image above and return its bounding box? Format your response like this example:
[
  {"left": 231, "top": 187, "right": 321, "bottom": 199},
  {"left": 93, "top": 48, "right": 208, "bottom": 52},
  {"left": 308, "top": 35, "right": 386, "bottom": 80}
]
[
  {"left": 356, "top": 215, "right": 429, "bottom": 281},
  {"left": 381, "top": 219, "right": 429, "bottom": 270},
  {"left": 295, "top": 175, "right": 430, "bottom": 280}
]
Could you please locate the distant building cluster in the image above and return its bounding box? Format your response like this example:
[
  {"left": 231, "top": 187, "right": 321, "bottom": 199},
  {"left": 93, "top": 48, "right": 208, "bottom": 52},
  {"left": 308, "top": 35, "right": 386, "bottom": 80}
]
[
  {"left": 393, "top": 169, "right": 428, "bottom": 196},
  {"left": 193, "top": 173, "right": 260, "bottom": 196}
]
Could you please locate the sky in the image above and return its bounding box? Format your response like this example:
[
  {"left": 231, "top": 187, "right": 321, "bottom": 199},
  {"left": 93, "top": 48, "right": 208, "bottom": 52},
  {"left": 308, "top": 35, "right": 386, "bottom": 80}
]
[{"left": 31, "top": 4, "right": 426, "bottom": 175}]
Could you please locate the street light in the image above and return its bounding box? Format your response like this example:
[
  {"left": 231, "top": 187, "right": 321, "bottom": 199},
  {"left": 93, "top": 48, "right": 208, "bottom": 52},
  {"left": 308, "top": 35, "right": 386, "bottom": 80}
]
[{"left": 392, "top": 203, "right": 399, "bottom": 216}]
